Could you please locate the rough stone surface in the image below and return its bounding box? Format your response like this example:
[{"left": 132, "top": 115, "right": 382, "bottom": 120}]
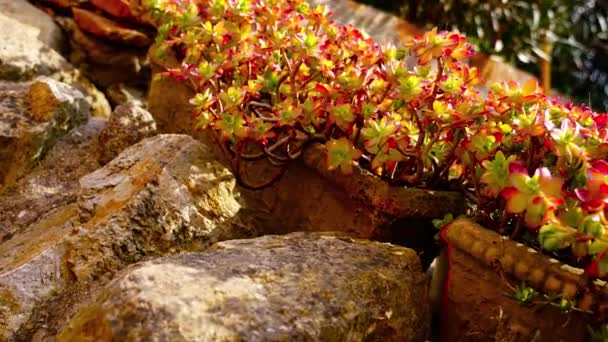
[
  {"left": 0, "top": 9, "right": 69, "bottom": 81},
  {"left": 148, "top": 53, "right": 195, "bottom": 134},
  {"left": 59, "top": 232, "right": 430, "bottom": 341},
  {"left": 89, "top": 0, "right": 156, "bottom": 26},
  {"left": 52, "top": 68, "right": 112, "bottom": 118},
  {"left": 40, "top": 0, "right": 84, "bottom": 8},
  {"left": 0, "top": 0, "right": 67, "bottom": 55},
  {"left": 0, "top": 134, "right": 259, "bottom": 339},
  {"left": 0, "top": 118, "right": 105, "bottom": 341},
  {"left": 104, "top": 83, "right": 146, "bottom": 108},
  {"left": 0, "top": 118, "right": 105, "bottom": 240},
  {"left": 0, "top": 77, "right": 89, "bottom": 190},
  {"left": 98, "top": 102, "right": 157, "bottom": 165},
  {"left": 72, "top": 8, "right": 152, "bottom": 47},
  {"left": 56, "top": 17, "right": 149, "bottom": 88},
  {"left": 0, "top": 0, "right": 111, "bottom": 117}
]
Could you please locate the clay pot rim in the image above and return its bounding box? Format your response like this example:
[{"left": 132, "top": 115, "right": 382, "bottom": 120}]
[{"left": 443, "top": 218, "right": 608, "bottom": 312}]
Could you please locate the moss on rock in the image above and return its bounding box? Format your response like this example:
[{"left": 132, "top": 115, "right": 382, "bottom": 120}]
[{"left": 59, "top": 232, "right": 430, "bottom": 341}]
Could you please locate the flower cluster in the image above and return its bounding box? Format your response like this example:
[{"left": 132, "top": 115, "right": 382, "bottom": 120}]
[{"left": 149, "top": 0, "right": 608, "bottom": 280}]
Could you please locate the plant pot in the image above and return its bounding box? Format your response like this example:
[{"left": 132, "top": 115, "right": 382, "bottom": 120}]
[{"left": 439, "top": 218, "right": 607, "bottom": 341}]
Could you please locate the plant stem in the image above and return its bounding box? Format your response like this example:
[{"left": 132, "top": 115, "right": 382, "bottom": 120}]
[
  {"left": 233, "top": 140, "right": 288, "bottom": 190},
  {"left": 540, "top": 31, "right": 553, "bottom": 96},
  {"left": 510, "top": 216, "right": 524, "bottom": 240}
]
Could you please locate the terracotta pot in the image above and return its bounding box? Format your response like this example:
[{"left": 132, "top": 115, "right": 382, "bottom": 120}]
[{"left": 439, "top": 218, "right": 607, "bottom": 342}]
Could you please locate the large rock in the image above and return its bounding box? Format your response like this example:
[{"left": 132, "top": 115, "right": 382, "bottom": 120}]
[
  {"left": 97, "top": 102, "right": 157, "bottom": 165},
  {"left": 0, "top": 8, "right": 69, "bottom": 81},
  {"left": 0, "top": 117, "right": 106, "bottom": 340},
  {"left": 0, "top": 0, "right": 67, "bottom": 55},
  {"left": 72, "top": 8, "right": 152, "bottom": 47},
  {"left": 0, "top": 77, "right": 89, "bottom": 190},
  {"left": 0, "top": 118, "right": 105, "bottom": 240},
  {"left": 104, "top": 82, "right": 146, "bottom": 107},
  {"left": 52, "top": 68, "right": 112, "bottom": 118},
  {"left": 59, "top": 232, "right": 430, "bottom": 341},
  {"left": 0, "top": 0, "right": 111, "bottom": 117},
  {"left": 89, "top": 0, "right": 156, "bottom": 26},
  {"left": 0, "top": 134, "right": 259, "bottom": 339},
  {"left": 56, "top": 17, "right": 149, "bottom": 88}
]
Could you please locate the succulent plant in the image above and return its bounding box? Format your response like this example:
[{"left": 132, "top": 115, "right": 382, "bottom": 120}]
[
  {"left": 360, "top": 0, "right": 608, "bottom": 111},
  {"left": 148, "top": 0, "right": 608, "bottom": 284}
]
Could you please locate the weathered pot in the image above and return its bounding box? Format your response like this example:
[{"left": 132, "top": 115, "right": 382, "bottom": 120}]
[
  {"left": 146, "top": 45, "right": 465, "bottom": 255},
  {"left": 439, "top": 218, "right": 607, "bottom": 342}
]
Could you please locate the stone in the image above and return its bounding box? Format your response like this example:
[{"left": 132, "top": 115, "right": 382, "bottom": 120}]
[
  {"left": 0, "top": 134, "right": 259, "bottom": 339},
  {"left": 90, "top": 0, "right": 134, "bottom": 19},
  {"left": 0, "top": 1, "right": 111, "bottom": 117},
  {"left": 0, "top": 118, "right": 105, "bottom": 240},
  {"left": 0, "top": 77, "right": 89, "bottom": 190},
  {"left": 89, "top": 0, "right": 157, "bottom": 26},
  {"left": 72, "top": 8, "right": 152, "bottom": 47},
  {"left": 97, "top": 102, "right": 157, "bottom": 165},
  {"left": 52, "top": 68, "right": 112, "bottom": 118},
  {"left": 40, "top": 0, "right": 85, "bottom": 8},
  {"left": 147, "top": 47, "right": 193, "bottom": 134},
  {"left": 0, "top": 9, "right": 70, "bottom": 81},
  {"left": 0, "top": 0, "right": 67, "bottom": 55},
  {"left": 56, "top": 17, "right": 149, "bottom": 88},
  {"left": 104, "top": 83, "right": 146, "bottom": 107},
  {"left": 59, "top": 232, "right": 430, "bottom": 341},
  {"left": 0, "top": 118, "right": 105, "bottom": 340}
]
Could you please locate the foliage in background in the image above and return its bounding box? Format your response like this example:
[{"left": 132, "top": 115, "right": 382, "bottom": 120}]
[
  {"left": 551, "top": 0, "right": 608, "bottom": 111},
  {"left": 359, "top": 0, "right": 608, "bottom": 111},
  {"left": 150, "top": 0, "right": 608, "bottom": 293}
]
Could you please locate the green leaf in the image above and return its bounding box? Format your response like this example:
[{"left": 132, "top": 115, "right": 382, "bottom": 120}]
[
  {"left": 303, "top": 32, "right": 318, "bottom": 51},
  {"left": 470, "top": 134, "right": 498, "bottom": 160},
  {"left": 510, "top": 282, "right": 538, "bottom": 304},
  {"left": 538, "top": 222, "right": 574, "bottom": 251},
  {"left": 330, "top": 104, "right": 355, "bottom": 130},
  {"left": 579, "top": 214, "right": 604, "bottom": 238},
  {"left": 189, "top": 88, "right": 215, "bottom": 109},
  {"left": 326, "top": 138, "right": 362, "bottom": 174},
  {"left": 588, "top": 240, "right": 608, "bottom": 255},
  {"left": 432, "top": 213, "right": 454, "bottom": 229},
  {"left": 362, "top": 117, "right": 397, "bottom": 154},
  {"left": 361, "top": 103, "right": 376, "bottom": 120},
  {"left": 216, "top": 112, "right": 246, "bottom": 139},
  {"left": 480, "top": 151, "right": 517, "bottom": 197},
  {"left": 198, "top": 61, "right": 217, "bottom": 80},
  {"left": 370, "top": 148, "right": 403, "bottom": 170},
  {"left": 219, "top": 86, "right": 245, "bottom": 108},
  {"left": 440, "top": 75, "right": 464, "bottom": 94},
  {"left": 398, "top": 75, "right": 422, "bottom": 100}
]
